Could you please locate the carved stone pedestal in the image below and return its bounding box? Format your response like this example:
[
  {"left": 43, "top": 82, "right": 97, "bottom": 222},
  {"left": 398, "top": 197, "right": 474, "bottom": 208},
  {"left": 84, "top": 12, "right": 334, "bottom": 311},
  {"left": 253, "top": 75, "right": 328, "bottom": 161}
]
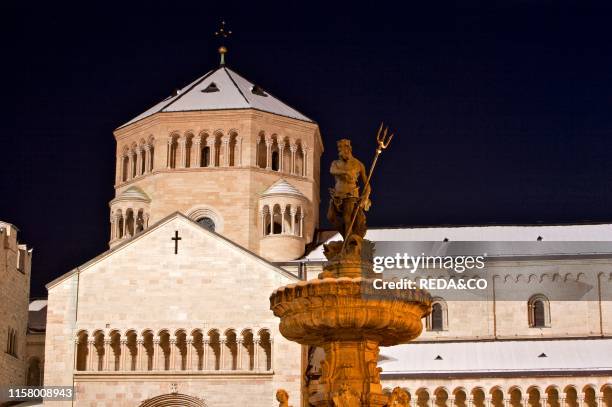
[{"left": 308, "top": 339, "right": 387, "bottom": 407}]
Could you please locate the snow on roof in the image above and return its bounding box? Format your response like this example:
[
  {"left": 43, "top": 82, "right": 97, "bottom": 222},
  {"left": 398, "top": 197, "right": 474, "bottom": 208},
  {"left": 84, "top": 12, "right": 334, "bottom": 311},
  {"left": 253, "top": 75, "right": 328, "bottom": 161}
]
[
  {"left": 262, "top": 179, "right": 306, "bottom": 198},
  {"left": 119, "top": 66, "right": 313, "bottom": 128},
  {"left": 304, "top": 224, "right": 612, "bottom": 261},
  {"left": 113, "top": 186, "right": 151, "bottom": 203},
  {"left": 29, "top": 299, "right": 47, "bottom": 311},
  {"left": 379, "top": 339, "right": 612, "bottom": 375}
]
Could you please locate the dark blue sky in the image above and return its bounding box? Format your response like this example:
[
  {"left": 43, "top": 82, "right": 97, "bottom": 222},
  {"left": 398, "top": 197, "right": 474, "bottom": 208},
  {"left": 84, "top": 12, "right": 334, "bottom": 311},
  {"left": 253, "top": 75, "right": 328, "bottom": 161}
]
[{"left": 3, "top": 2, "right": 612, "bottom": 297}]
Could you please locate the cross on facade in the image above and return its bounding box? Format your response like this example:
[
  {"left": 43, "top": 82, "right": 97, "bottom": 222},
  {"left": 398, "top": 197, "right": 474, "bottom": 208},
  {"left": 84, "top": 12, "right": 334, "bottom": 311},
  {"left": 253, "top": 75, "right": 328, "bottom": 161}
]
[{"left": 171, "top": 230, "right": 182, "bottom": 254}]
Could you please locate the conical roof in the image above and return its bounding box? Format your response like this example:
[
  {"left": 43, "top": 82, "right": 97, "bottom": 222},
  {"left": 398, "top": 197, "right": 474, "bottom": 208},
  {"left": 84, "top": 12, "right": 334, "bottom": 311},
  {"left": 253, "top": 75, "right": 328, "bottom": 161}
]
[
  {"left": 262, "top": 179, "right": 306, "bottom": 198},
  {"left": 112, "top": 186, "right": 151, "bottom": 203},
  {"left": 118, "top": 66, "right": 313, "bottom": 129}
]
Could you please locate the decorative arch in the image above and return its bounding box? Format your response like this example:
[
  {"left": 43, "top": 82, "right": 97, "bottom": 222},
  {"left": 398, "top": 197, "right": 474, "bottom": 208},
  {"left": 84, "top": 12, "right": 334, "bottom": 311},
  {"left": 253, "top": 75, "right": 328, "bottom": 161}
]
[
  {"left": 186, "top": 205, "right": 224, "bottom": 233},
  {"left": 426, "top": 297, "right": 448, "bottom": 331},
  {"left": 528, "top": 294, "right": 551, "bottom": 328},
  {"left": 139, "top": 393, "right": 206, "bottom": 407}
]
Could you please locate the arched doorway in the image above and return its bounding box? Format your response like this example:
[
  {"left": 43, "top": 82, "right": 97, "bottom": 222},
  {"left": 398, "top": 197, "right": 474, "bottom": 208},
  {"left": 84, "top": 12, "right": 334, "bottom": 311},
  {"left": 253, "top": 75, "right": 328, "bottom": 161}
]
[
  {"left": 139, "top": 393, "right": 206, "bottom": 407},
  {"left": 26, "top": 357, "right": 41, "bottom": 386}
]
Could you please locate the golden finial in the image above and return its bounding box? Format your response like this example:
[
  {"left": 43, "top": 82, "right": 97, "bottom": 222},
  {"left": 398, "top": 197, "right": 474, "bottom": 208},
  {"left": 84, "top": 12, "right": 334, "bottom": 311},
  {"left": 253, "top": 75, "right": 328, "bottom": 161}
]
[{"left": 215, "top": 20, "right": 232, "bottom": 66}]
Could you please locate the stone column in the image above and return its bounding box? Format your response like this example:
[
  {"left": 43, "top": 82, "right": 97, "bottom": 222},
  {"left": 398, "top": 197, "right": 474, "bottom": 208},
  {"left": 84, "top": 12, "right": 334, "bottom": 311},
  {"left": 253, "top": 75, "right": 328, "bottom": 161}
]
[
  {"left": 169, "top": 337, "right": 177, "bottom": 370},
  {"left": 127, "top": 150, "right": 134, "bottom": 180},
  {"left": 88, "top": 339, "right": 96, "bottom": 371},
  {"left": 541, "top": 397, "right": 548, "bottom": 407},
  {"left": 559, "top": 398, "right": 566, "bottom": 407},
  {"left": 303, "top": 146, "right": 310, "bottom": 177},
  {"left": 237, "top": 339, "right": 243, "bottom": 370},
  {"left": 299, "top": 212, "right": 304, "bottom": 237},
  {"left": 121, "top": 213, "right": 127, "bottom": 238},
  {"left": 290, "top": 208, "right": 297, "bottom": 235},
  {"left": 104, "top": 339, "right": 112, "bottom": 371},
  {"left": 220, "top": 336, "right": 226, "bottom": 370},
  {"left": 278, "top": 142, "right": 285, "bottom": 172},
  {"left": 166, "top": 137, "right": 173, "bottom": 168},
  {"left": 290, "top": 144, "right": 297, "bottom": 174},
  {"left": 449, "top": 396, "right": 456, "bottom": 407},
  {"left": 193, "top": 136, "right": 202, "bottom": 167},
  {"left": 186, "top": 336, "right": 193, "bottom": 371},
  {"left": 178, "top": 136, "right": 187, "bottom": 168},
  {"left": 236, "top": 135, "right": 243, "bottom": 166},
  {"left": 109, "top": 215, "right": 115, "bottom": 240},
  {"left": 578, "top": 396, "right": 585, "bottom": 407},
  {"left": 222, "top": 135, "right": 230, "bottom": 166},
  {"left": 136, "top": 338, "right": 144, "bottom": 371},
  {"left": 207, "top": 138, "right": 215, "bottom": 167},
  {"left": 467, "top": 396, "right": 474, "bottom": 407},
  {"left": 254, "top": 339, "right": 260, "bottom": 371},
  {"left": 153, "top": 337, "right": 160, "bottom": 370},
  {"left": 485, "top": 398, "right": 492, "bottom": 407},
  {"left": 73, "top": 338, "right": 80, "bottom": 370},
  {"left": 260, "top": 210, "right": 267, "bottom": 236},
  {"left": 596, "top": 395, "right": 604, "bottom": 407},
  {"left": 135, "top": 146, "right": 142, "bottom": 176},
  {"left": 265, "top": 137, "right": 272, "bottom": 170},
  {"left": 203, "top": 339, "right": 209, "bottom": 370},
  {"left": 281, "top": 208, "right": 286, "bottom": 234},
  {"left": 143, "top": 144, "right": 151, "bottom": 173},
  {"left": 120, "top": 339, "right": 128, "bottom": 371}
]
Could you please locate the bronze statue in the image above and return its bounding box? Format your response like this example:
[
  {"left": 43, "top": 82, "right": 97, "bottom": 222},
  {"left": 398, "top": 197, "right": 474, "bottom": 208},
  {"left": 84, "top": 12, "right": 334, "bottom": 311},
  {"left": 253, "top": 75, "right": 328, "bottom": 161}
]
[
  {"left": 387, "top": 387, "right": 411, "bottom": 406},
  {"left": 325, "top": 125, "right": 394, "bottom": 261},
  {"left": 327, "top": 139, "right": 371, "bottom": 241},
  {"left": 276, "top": 389, "right": 292, "bottom": 407}
]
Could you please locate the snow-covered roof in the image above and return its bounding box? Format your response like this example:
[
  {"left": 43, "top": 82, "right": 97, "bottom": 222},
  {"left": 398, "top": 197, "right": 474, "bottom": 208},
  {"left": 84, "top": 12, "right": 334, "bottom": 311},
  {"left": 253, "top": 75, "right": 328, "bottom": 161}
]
[
  {"left": 304, "top": 224, "right": 612, "bottom": 261},
  {"left": 28, "top": 299, "right": 47, "bottom": 333},
  {"left": 379, "top": 339, "right": 612, "bottom": 376},
  {"left": 119, "top": 66, "right": 313, "bottom": 128},
  {"left": 111, "top": 186, "right": 151, "bottom": 203},
  {"left": 262, "top": 179, "right": 306, "bottom": 198}
]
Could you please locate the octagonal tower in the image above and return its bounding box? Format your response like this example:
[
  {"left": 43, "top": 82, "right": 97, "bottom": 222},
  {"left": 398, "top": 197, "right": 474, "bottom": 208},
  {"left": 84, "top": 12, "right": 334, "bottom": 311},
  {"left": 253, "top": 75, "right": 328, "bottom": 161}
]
[{"left": 109, "top": 59, "right": 323, "bottom": 262}]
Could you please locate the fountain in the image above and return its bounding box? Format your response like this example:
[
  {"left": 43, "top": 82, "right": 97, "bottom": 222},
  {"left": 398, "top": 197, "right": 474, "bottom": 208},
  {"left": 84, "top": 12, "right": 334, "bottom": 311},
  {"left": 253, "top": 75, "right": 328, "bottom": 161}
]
[{"left": 270, "top": 127, "right": 432, "bottom": 407}]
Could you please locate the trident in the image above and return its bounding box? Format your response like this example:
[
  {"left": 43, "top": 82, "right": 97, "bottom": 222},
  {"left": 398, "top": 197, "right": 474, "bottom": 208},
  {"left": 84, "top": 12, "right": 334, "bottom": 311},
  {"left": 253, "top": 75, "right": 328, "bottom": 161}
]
[{"left": 341, "top": 123, "right": 394, "bottom": 252}]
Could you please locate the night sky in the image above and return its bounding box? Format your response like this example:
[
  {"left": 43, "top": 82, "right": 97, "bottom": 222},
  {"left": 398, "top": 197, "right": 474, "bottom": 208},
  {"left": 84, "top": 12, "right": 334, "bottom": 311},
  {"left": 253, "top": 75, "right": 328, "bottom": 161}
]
[{"left": 3, "top": 2, "right": 612, "bottom": 297}]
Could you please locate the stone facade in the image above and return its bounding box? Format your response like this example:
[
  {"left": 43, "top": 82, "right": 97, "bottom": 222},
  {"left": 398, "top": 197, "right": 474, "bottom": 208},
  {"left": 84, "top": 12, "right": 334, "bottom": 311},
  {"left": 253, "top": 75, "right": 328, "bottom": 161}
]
[
  {"left": 44, "top": 214, "right": 303, "bottom": 406},
  {"left": 0, "top": 222, "right": 33, "bottom": 403}
]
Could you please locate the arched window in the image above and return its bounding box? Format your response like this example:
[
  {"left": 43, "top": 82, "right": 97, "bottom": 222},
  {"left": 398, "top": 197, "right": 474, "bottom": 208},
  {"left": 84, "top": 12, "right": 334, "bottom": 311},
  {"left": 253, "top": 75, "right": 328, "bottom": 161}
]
[
  {"left": 431, "top": 303, "right": 444, "bottom": 331},
  {"left": 272, "top": 205, "right": 282, "bottom": 234},
  {"left": 257, "top": 329, "right": 272, "bottom": 371},
  {"left": 271, "top": 150, "right": 279, "bottom": 171},
  {"left": 426, "top": 298, "right": 448, "bottom": 331},
  {"left": 6, "top": 328, "right": 17, "bottom": 356},
  {"left": 197, "top": 217, "right": 215, "bottom": 232},
  {"left": 122, "top": 155, "right": 129, "bottom": 181},
  {"left": 528, "top": 294, "right": 551, "bottom": 328},
  {"left": 75, "top": 331, "right": 88, "bottom": 371},
  {"left": 201, "top": 146, "right": 210, "bottom": 167}
]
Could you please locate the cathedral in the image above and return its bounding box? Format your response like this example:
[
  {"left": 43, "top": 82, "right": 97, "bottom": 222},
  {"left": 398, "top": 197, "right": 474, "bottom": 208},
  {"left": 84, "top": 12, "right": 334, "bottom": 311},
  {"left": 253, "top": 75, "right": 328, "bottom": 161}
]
[{"left": 8, "top": 49, "right": 609, "bottom": 406}]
